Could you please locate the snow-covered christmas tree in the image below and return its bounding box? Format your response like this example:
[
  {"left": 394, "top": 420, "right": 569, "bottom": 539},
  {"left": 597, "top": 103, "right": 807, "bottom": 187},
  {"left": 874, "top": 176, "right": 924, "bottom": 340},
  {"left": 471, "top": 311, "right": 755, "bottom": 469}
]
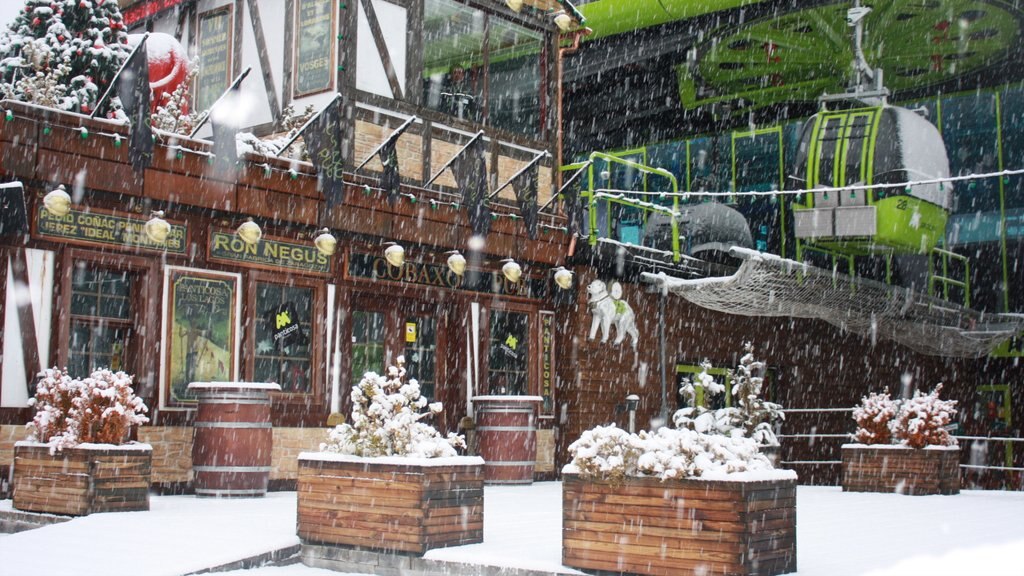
[{"left": 0, "top": 0, "right": 131, "bottom": 115}]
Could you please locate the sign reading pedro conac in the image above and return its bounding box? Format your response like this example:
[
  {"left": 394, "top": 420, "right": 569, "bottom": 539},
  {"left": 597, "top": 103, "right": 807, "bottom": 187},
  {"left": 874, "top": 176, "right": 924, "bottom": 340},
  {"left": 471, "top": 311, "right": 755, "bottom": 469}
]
[
  {"left": 208, "top": 229, "right": 332, "bottom": 275},
  {"left": 35, "top": 206, "right": 188, "bottom": 254}
]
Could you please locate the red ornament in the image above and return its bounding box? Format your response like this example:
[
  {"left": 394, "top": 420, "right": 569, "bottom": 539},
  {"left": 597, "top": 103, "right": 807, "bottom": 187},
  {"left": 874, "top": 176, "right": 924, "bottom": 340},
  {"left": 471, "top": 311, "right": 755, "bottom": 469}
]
[
  {"left": 24, "top": 5, "right": 31, "bottom": 12},
  {"left": 80, "top": 1, "right": 87, "bottom": 8},
  {"left": 32, "top": 17, "right": 40, "bottom": 26},
  {"left": 57, "top": 35, "right": 64, "bottom": 42}
]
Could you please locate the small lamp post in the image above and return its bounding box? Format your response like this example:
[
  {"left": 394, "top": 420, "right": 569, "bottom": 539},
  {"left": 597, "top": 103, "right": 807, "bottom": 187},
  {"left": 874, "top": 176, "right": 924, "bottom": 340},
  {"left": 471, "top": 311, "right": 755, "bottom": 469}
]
[{"left": 625, "top": 393, "right": 640, "bottom": 433}]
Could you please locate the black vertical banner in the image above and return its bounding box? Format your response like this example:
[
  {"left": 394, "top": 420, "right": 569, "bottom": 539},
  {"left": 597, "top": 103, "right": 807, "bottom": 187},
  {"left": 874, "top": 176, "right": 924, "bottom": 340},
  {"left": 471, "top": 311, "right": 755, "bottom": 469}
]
[
  {"left": 119, "top": 40, "right": 153, "bottom": 173},
  {"left": 303, "top": 97, "right": 347, "bottom": 207},
  {"left": 511, "top": 164, "right": 539, "bottom": 239},
  {"left": 453, "top": 138, "right": 490, "bottom": 237},
  {"left": 379, "top": 138, "right": 400, "bottom": 205}
]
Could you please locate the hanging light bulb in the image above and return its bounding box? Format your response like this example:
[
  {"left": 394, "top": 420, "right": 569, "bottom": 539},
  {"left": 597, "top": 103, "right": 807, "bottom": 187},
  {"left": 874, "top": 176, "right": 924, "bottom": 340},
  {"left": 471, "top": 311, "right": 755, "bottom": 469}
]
[
  {"left": 384, "top": 242, "right": 405, "bottom": 267},
  {"left": 502, "top": 259, "right": 522, "bottom": 283},
  {"left": 43, "top": 184, "right": 72, "bottom": 217},
  {"left": 505, "top": 0, "right": 523, "bottom": 12},
  {"left": 554, "top": 11, "right": 575, "bottom": 32},
  {"left": 313, "top": 228, "right": 338, "bottom": 256},
  {"left": 553, "top": 266, "right": 574, "bottom": 290},
  {"left": 144, "top": 210, "right": 171, "bottom": 244},
  {"left": 446, "top": 250, "right": 467, "bottom": 276},
  {"left": 236, "top": 217, "right": 262, "bottom": 245}
]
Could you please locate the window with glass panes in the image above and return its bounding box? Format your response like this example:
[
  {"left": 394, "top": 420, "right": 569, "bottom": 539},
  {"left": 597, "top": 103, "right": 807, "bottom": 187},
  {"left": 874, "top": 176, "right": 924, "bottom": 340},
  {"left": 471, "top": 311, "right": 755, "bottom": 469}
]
[
  {"left": 68, "top": 265, "right": 132, "bottom": 376},
  {"left": 404, "top": 315, "right": 437, "bottom": 400},
  {"left": 254, "top": 282, "right": 313, "bottom": 393},
  {"left": 351, "top": 310, "right": 386, "bottom": 382},
  {"left": 487, "top": 310, "right": 529, "bottom": 395}
]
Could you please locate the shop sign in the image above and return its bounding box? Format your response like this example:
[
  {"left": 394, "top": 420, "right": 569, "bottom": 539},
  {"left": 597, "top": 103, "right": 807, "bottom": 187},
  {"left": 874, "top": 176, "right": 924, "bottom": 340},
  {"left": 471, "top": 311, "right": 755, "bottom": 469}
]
[
  {"left": 268, "top": 302, "right": 307, "bottom": 350},
  {"left": 347, "top": 253, "right": 547, "bottom": 299},
  {"left": 35, "top": 206, "right": 187, "bottom": 254},
  {"left": 540, "top": 311, "right": 555, "bottom": 417},
  {"left": 164, "top": 268, "right": 239, "bottom": 407},
  {"left": 294, "top": 0, "right": 334, "bottom": 96},
  {"left": 196, "top": 7, "right": 232, "bottom": 112},
  {"left": 208, "top": 230, "right": 332, "bottom": 275}
]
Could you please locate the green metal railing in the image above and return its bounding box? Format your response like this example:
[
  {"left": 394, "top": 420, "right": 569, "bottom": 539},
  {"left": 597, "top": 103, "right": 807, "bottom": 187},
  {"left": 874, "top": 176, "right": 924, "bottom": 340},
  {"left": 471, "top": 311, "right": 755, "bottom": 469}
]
[{"left": 929, "top": 246, "right": 972, "bottom": 308}]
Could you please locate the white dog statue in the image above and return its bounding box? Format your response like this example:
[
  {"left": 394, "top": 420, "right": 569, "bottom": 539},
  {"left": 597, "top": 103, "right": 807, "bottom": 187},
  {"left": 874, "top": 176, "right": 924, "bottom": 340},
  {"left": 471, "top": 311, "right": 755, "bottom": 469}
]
[{"left": 587, "top": 280, "right": 639, "bottom": 349}]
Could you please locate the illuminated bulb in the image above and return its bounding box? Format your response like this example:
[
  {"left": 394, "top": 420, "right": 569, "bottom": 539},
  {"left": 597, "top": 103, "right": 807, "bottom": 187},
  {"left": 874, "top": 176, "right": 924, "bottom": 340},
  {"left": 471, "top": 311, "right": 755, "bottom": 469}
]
[
  {"left": 314, "top": 228, "right": 338, "bottom": 256},
  {"left": 447, "top": 251, "right": 467, "bottom": 276},
  {"left": 502, "top": 259, "right": 522, "bottom": 283},
  {"left": 554, "top": 266, "right": 573, "bottom": 290},
  {"left": 236, "top": 217, "right": 262, "bottom": 245},
  {"left": 384, "top": 243, "right": 405, "bottom": 267},
  {"left": 505, "top": 0, "right": 523, "bottom": 12},
  {"left": 144, "top": 210, "right": 171, "bottom": 244},
  {"left": 554, "top": 12, "right": 574, "bottom": 32},
  {"left": 43, "top": 184, "right": 71, "bottom": 217}
]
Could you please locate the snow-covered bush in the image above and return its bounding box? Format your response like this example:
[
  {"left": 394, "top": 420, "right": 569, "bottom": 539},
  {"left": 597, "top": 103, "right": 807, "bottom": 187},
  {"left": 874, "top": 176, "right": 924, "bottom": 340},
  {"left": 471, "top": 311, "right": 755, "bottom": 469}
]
[
  {"left": 0, "top": 0, "right": 132, "bottom": 115},
  {"left": 27, "top": 367, "right": 149, "bottom": 452},
  {"left": 852, "top": 390, "right": 899, "bottom": 445},
  {"left": 672, "top": 343, "right": 784, "bottom": 447},
  {"left": 568, "top": 424, "right": 776, "bottom": 482},
  {"left": 151, "top": 62, "right": 200, "bottom": 134},
  {"left": 321, "top": 358, "right": 465, "bottom": 458},
  {"left": 894, "top": 384, "right": 958, "bottom": 449}
]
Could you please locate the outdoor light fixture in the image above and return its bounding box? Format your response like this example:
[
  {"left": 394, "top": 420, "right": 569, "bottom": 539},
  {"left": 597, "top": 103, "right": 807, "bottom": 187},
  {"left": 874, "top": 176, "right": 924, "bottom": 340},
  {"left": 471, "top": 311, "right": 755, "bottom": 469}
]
[
  {"left": 384, "top": 242, "right": 405, "bottom": 268},
  {"left": 313, "top": 228, "right": 338, "bottom": 256},
  {"left": 626, "top": 393, "right": 640, "bottom": 433},
  {"left": 236, "top": 217, "right": 262, "bottom": 245},
  {"left": 553, "top": 266, "right": 573, "bottom": 290},
  {"left": 43, "top": 184, "right": 71, "bottom": 217},
  {"left": 553, "top": 11, "right": 575, "bottom": 32},
  {"left": 446, "top": 250, "right": 467, "bottom": 276},
  {"left": 501, "top": 259, "right": 522, "bottom": 283},
  {"left": 504, "top": 0, "right": 523, "bottom": 12},
  {"left": 144, "top": 210, "right": 171, "bottom": 244}
]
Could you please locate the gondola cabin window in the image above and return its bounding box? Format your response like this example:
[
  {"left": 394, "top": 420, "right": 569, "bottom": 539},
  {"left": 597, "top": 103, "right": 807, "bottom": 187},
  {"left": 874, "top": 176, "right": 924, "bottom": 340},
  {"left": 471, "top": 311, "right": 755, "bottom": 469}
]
[
  {"left": 254, "top": 283, "right": 313, "bottom": 393},
  {"left": 69, "top": 265, "right": 132, "bottom": 376},
  {"left": 487, "top": 310, "right": 530, "bottom": 395}
]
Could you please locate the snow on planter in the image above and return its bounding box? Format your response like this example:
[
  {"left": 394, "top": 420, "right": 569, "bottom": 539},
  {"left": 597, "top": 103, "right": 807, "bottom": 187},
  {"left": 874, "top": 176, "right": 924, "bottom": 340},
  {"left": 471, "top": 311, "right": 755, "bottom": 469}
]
[
  {"left": 843, "top": 384, "right": 960, "bottom": 495},
  {"left": 14, "top": 368, "right": 151, "bottom": 515},
  {"left": 298, "top": 358, "right": 483, "bottom": 556}
]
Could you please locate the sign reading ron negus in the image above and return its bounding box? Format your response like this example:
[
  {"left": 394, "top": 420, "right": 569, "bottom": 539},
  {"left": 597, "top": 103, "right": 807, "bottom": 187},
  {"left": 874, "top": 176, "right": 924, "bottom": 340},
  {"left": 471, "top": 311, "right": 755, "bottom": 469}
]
[
  {"left": 208, "top": 230, "right": 332, "bottom": 274},
  {"left": 36, "top": 207, "right": 187, "bottom": 253}
]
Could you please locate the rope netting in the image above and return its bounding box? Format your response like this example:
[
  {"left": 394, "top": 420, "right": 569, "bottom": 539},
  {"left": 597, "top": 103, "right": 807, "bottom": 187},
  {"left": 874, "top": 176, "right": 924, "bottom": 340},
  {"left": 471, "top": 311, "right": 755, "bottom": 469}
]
[{"left": 641, "top": 248, "right": 1023, "bottom": 358}]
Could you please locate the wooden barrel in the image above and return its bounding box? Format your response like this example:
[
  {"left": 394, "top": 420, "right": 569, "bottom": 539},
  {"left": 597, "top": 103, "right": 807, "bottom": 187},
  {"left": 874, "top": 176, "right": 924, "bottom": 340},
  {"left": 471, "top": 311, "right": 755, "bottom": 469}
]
[
  {"left": 472, "top": 395, "right": 541, "bottom": 485},
  {"left": 188, "top": 382, "right": 281, "bottom": 497}
]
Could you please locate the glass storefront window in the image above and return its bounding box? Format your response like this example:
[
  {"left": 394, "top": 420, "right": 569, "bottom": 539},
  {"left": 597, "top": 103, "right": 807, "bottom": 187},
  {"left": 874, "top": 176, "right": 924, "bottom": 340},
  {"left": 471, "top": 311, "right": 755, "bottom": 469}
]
[
  {"left": 351, "top": 310, "right": 386, "bottom": 382},
  {"left": 422, "top": 0, "right": 484, "bottom": 123},
  {"left": 68, "top": 265, "right": 131, "bottom": 376},
  {"left": 487, "top": 310, "right": 529, "bottom": 395},
  {"left": 487, "top": 19, "right": 542, "bottom": 136},
  {"left": 404, "top": 316, "right": 437, "bottom": 400},
  {"left": 254, "top": 282, "right": 313, "bottom": 393}
]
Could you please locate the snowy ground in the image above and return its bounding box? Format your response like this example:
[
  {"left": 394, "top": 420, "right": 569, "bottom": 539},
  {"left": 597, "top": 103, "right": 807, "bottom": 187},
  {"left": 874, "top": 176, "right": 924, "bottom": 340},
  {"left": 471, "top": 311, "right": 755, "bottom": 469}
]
[{"left": 1, "top": 483, "right": 1022, "bottom": 576}]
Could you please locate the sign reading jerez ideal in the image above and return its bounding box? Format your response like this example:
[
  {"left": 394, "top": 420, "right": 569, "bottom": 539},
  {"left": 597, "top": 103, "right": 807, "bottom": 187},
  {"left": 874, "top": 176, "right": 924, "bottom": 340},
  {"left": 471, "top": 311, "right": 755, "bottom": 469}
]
[
  {"left": 35, "top": 206, "right": 188, "bottom": 253},
  {"left": 208, "top": 229, "right": 332, "bottom": 274}
]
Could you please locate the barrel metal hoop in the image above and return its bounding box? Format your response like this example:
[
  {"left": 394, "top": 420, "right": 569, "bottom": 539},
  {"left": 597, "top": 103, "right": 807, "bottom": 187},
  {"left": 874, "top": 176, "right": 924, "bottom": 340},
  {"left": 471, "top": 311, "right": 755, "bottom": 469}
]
[
  {"left": 194, "top": 421, "right": 273, "bottom": 428},
  {"left": 476, "top": 426, "right": 535, "bottom": 432},
  {"left": 195, "top": 398, "right": 271, "bottom": 405}
]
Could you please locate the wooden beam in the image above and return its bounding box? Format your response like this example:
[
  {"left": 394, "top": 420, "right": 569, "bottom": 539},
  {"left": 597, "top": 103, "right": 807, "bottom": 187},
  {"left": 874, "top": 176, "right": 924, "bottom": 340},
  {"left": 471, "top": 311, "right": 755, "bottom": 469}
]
[
  {"left": 282, "top": 0, "right": 294, "bottom": 108},
  {"left": 358, "top": 0, "right": 404, "bottom": 101},
  {"left": 233, "top": 0, "right": 244, "bottom": 78},
  {"left": 246, "top": 0, "right": 282, "bottom": 123}
]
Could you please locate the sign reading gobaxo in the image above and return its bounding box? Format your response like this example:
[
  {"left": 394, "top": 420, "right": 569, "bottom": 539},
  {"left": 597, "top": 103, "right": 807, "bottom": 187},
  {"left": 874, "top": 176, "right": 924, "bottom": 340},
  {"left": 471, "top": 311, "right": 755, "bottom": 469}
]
[
  {"left": 35, "top": 207, "right": 188, "bottom": 254},
  {"left": 347, "top": 253, "right": 548, "bottom": 299},
  {"left": 208, "top": 229, "right": 332, "bottom": 275}
]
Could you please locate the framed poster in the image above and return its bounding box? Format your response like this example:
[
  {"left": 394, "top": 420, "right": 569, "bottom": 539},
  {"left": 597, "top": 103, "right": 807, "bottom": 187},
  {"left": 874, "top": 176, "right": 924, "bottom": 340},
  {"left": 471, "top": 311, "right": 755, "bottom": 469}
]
[
  {"left": 294, "top": 0, "right": 335, "bottom": 97},
  {"left": 161, "top": 267, "right": 241, "bottom": 408},
  {"left": 195, "top": 6, "right": 233, "bottom": 112}
]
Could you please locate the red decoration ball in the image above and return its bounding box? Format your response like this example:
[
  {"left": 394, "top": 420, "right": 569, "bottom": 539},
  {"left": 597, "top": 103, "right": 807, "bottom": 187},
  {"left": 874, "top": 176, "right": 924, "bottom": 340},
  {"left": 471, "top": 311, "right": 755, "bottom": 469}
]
[
  {"left": 80, "top": 1, "right": 87, "bottom": 8},
  {"left": 32, "top": 17, "right": 40, "bottom": 26},
  {"left": 80, "top": 104, "right": 90, "bottom": 114},
  {"left": 58, "top": 35, "right": 64, "bottom": 41}
]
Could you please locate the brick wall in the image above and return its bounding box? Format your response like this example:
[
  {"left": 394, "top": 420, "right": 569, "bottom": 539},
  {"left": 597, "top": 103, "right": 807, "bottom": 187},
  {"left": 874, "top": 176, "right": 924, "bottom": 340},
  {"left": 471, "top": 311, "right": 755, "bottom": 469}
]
[
  {"left": 271, "top": 427, "right": 329, "bottom": 481},
  {"left": 138, "top": 426, "right": 194, "bottom": 484}
]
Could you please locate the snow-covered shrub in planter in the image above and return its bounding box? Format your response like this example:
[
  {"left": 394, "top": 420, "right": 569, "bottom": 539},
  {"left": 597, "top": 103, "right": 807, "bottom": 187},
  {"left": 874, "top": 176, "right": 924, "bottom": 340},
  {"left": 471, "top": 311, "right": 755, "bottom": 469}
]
[
  {"left": 563, "top": 422, "right": 797, "bottom": 575},
  {"left": 843, "top": 384, "right": 960, "bottom": 495},
  {"left": 673, "top": 344, "right": 784, "bottom": 448},
  {"left": 298, "top": 359, "right": 482, "bottom": 556},
  {"left": 14, "top": 368, "right": 152, "bottom": 516}
]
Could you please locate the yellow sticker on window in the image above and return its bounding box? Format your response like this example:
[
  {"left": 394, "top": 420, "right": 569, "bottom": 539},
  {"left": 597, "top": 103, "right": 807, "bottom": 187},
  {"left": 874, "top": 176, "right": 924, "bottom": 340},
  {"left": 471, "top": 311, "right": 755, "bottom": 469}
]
[{"left": 405, "top": 322, "right": 417, "bottom": 343}]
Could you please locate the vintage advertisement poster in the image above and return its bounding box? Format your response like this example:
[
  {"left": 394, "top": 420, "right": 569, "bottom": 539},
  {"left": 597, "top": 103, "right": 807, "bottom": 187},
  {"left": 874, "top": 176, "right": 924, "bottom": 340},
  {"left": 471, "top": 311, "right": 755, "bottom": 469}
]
[
  {"left": 164, "top": 268, "right": 239, "bottom": 406},
  {"left": 196, "top": 7, "right": 232, "bottom": 112},
  {"left": 294, "top": 0, "right": 334, "bottom": 96}
]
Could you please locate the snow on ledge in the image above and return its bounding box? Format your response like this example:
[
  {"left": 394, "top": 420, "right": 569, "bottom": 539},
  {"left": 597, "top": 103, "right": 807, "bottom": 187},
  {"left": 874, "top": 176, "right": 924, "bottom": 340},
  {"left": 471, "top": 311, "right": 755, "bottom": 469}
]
[
  {"left": 15, "top": 440, "right": 153, "bottom": 451},
  {"left": 471, "top": 395, "right": 544, "bottom": 402},
  {"left": 842, "top": 443, "right": 960, "bottom": 451},
  {"left": 187, "top": 381, "right": 282, "bottom": 391},
  {"left": 299, "top": 452, "right": 485, "bottom": 467},
  {"left": 561, "top": 463, "right": 797, "bottom": 482}
]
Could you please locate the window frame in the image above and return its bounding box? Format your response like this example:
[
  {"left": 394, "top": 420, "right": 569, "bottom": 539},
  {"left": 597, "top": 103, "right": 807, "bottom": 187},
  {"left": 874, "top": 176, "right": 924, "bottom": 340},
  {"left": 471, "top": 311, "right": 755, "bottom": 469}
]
[{"left": 480, "top": 300, "right": 538, "bottom": 397}]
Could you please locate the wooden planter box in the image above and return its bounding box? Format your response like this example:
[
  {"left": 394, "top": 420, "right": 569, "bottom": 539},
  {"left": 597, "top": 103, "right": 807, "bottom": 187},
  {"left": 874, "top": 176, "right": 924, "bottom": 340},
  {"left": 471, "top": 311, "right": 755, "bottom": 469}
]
[
  {"left": 297, "top": 454, "right": 484, "bottom": 555},
  {"left": 563, "top": 473, "right": 797, "bottom": 576},
  {"left": 13, "top": 442, "right": 152, "bottom": 516},
  {"left": 841, "top": 444, "right": 960, "bottom": 495}
]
